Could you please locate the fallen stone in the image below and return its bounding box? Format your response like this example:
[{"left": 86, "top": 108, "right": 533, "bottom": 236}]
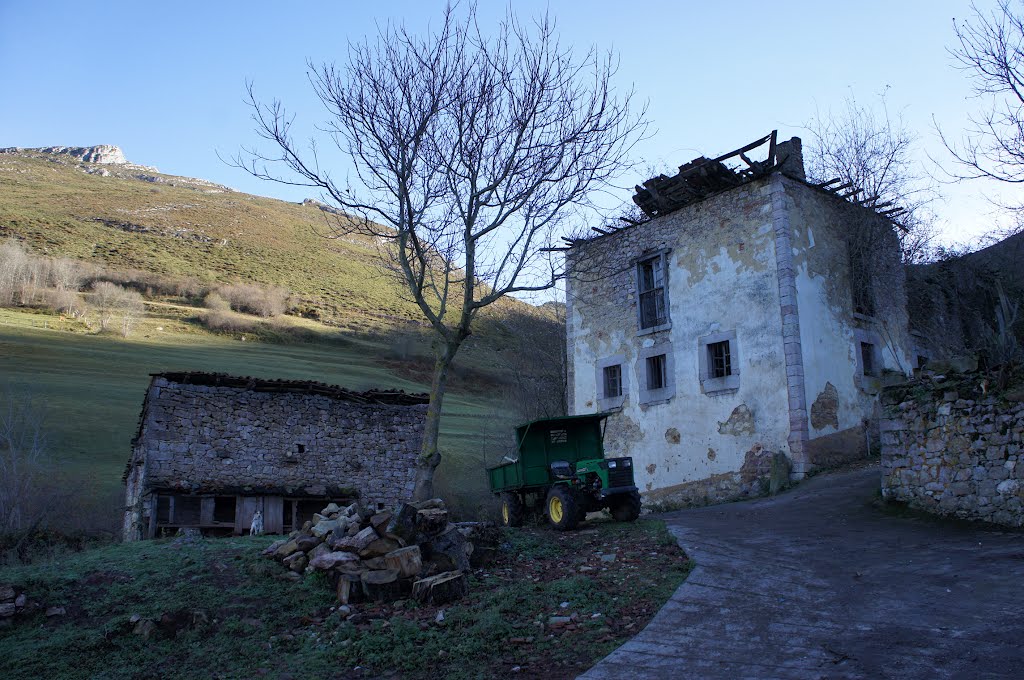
[
  {"left": 283, "top": 552, "right": 308, "bottom": 573},
  {"left": 360, "top": 537, "right": 402, "bottom": 559},
  {"left": 296, "top": 535, "right": 322, "bottom": 552},
  {"left": 311, "top": 519, "right": 340, "bottom": 538},
  {"left": 262, "top": 539, "right": 287, "bottom": 556},
  {"left": 308, "top": 551, "right": 360, "bottom": 571},
  {"left": 274, "top": 539, "right": 301, "bottom": 558},
  {"left": 0, "top": 603, "right": 15, "bottom": 618},
  {"left": 14, "top": 593, "right": 26, "bottom": 608},
  {"left": 370, "top": 511, "right": 393, "bottom": 536},
  {"left": 133, "top": 618, "right": 157, "bottom": 639},
  {"left": 0, "top": 585, "right": 14, "bottom": 601}
]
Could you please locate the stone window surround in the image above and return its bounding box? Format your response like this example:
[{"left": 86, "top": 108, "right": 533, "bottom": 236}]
[
  {"left": 635, "top": 249, "right": 672, "bottom": 336},
  {"left": 698, "top": 330, "right": 740, "bottom": 395},
  {"left": 853, "top": 327, "right": 883, "bottom": 381},
  {"left": 636, "top": 342, "right": 675, "bottom": 405},
  {"left": 596, "top": 354, "right": 627, "bottom": 411}
]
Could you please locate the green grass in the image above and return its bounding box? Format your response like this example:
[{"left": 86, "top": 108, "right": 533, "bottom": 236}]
[{"left": 0, "top": 520, "right": 692, "bottom": 679}]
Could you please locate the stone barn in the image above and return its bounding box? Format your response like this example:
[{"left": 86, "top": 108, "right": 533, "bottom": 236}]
[
  {"left": 566, "top": 132, "right": 913, "bottom": 506},
  {"left": 122, "top": 372, "right": 428, "bottom": 541}
]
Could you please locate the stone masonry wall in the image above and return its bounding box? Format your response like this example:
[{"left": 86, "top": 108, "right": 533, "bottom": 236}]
[
  {"left": 137, "top": 378, "right": 426, "bottom": 508},
  {"left": 881, "top": 381, "right": 1024, "bottom": 527}
]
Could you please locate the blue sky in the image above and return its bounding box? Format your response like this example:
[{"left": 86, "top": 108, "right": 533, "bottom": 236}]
[{"left": 1, "top": 0, "right": 1018, "bottom": 244}]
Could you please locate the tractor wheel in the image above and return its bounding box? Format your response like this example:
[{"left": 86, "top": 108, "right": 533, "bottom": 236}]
[
  {"left": 610, "top": 491, "right": 642, "bottom": 522},
  {"left": 545, "top": 485, "right": 580, "bottom": 531},
  {"left": 499, "top": 492, "right": 525, "bottom": 528}
]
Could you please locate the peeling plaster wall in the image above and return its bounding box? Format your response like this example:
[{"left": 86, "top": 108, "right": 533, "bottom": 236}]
[
  {"left": 567, "top": 177, "right": 791, "bottom": 496},
  {"left": 784, "top": 177, "right": 913, "bottom": 466}
]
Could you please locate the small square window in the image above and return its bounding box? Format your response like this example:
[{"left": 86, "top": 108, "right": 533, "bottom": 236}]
[
  {"left": 708, "top": 341, "right": 732, "bottom": 378},
  {"left": 860, "top": 342, "right": 876, "bottom": 376},
  {"left": 603, "top": 365, "right": 622, "bottom": 399},
  {"left": 698, "top": 330, "right": 740, "bottom": 394},
  {"left": 646, "top": 354, "right": 667, "bottom": 390}
]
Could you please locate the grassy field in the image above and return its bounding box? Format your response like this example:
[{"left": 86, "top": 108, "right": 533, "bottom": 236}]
[
  {"left": 0, "top": 307, "right": 516, "bottom": 524},
  {"left": 0, "top": 520, "right": 691, "bottom": 680}
]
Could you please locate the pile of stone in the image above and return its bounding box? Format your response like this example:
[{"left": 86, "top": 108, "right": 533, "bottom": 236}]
[
  {"left": 0, "top": 584, "right": 63, "bottom": 628},
  {"left": 263, "top": 498, "right": 499, "bottom": 605}
]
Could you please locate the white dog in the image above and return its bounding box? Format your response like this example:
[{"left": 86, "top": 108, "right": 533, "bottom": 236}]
[{"left": 249, "top": 509, "right": 264, "bottom": 536}]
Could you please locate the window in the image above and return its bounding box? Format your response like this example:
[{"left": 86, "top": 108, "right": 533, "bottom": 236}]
[
  {"left": 708, "top": 341, "right": 732, "bottom": 378},
  {"left": 646, "top": 354, "right": 667, "bottom": 390},
  {"left": 603, "top": 364, "right": 622, "bottom": 399},
  {"left": 698, "top": 330, "right": 740, "bottom": 394},
  {"left": 637, "top": 343, "right": 675, "bottom": 405},
  {"left": 596, "top": 355, "right": 627, "bottom": 410},
  {"left": 637, "top": 252, "right": 669, "bottom": 331},
  {"left": 860, "top": 342, "right": 876, "bottom": 376}
]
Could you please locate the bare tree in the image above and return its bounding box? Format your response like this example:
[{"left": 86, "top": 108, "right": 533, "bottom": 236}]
[
  {"left": 941, "top": 0, "right": 1024, "bottom": 194},
  {"left": 0, "top": 388, "right": 48, "bottom": 533},
  {"left": 237, "top": 4, "right": 645, "bottom": 499},
  {"left": 0, "top": 240, "right": 29, "bottom": 306},
  {"left": 90, "top": 281, "right": 145, "bottom": 334},
  {"left": 804, "top": 93, "right": 939, "bottom": 264}
]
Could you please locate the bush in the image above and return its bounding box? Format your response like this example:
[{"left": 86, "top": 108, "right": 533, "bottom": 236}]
[
  {"left": 216, "top": 283, "right": 290, "bottom": 317},
  {"left": 41, "top": 288, "right": 87, "bottom": 317}
]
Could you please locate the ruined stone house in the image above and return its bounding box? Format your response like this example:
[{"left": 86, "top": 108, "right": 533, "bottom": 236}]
[
  {"left": 565, "top": 132, "right": 914, "bottom": 506},
  {"left": 123, "top": 372, "right": 427, "bottom": 541}
]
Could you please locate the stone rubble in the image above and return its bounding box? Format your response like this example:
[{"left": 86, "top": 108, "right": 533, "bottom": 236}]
[{"left": 262, "top": 499, "right": 500, "bottom": 606}]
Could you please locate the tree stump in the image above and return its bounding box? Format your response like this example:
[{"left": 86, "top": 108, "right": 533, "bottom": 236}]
[
  {"left": 416, "top": 508, "right": 449, "bottom": 537},
  {"left": 411, "top": 571, "right": 468, "bottom": 604}
]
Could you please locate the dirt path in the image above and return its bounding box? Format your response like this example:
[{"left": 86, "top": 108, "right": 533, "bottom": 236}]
[{"left": 582, "top": 466, "right": 1024, "bottom": 679}]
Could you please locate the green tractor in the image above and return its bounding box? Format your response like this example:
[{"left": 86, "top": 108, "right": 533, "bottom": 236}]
[{"left": 487, "top": 414, "right": 642, "bottom": 530}]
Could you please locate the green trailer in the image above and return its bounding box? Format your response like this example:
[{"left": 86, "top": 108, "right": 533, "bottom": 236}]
[{"left": 488, "top": 413, "right": 641, "bottom": 530}]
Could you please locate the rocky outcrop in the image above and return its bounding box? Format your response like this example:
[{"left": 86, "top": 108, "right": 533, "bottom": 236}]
[{"left": 2, "top": 144, "right": 126, "bottom": 164}]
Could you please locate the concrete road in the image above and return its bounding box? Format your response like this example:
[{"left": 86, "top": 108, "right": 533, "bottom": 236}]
[{"left": 582, "top": 466, "right": 1024, "bottom": 679}]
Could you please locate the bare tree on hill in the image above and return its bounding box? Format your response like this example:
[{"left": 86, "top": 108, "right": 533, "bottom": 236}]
[{"left": 236, "top": 4, "right": 646, "bottom": 499}]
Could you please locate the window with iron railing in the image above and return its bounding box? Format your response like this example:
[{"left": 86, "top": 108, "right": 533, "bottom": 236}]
[{"left": 637, "top": 254, "right": 668, "bottom": 330}]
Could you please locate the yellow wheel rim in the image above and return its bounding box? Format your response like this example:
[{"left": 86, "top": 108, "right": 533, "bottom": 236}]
[
  {"left": 502, "top": 503, "right": 510, "bottom": 524},
  {"left": 549, "top": 495, "right": 564, "bottom": 523}
]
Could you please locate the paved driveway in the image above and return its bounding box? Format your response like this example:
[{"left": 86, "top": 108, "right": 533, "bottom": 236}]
[{"left": 582, "top": 466, "right": 1024, "bottom": 679}]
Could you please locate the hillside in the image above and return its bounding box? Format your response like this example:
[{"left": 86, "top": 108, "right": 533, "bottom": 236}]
[{"left": 0, "top": 147, "right": 554, "bottom": 335}]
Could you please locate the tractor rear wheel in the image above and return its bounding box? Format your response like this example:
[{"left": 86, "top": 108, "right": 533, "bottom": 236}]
[
  {"left": 545, "top": 485, "right": 580, "bottom": 531},
  {"left": 610, "top": 491, "right": 642, "bottom": 522},
  {"left": 499, "top": 492, "right": 525, "bottom": 527}
]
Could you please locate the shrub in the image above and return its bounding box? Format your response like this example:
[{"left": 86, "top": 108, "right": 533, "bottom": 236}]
[
  {"left": 88, "top": 281, "right": 145, "bottom": 335},
  {"left": 216, "top": 283, "right": 290, "bottom": 317},
  {"left": 41, "top": 288, "right": 87, "bottom": 317}
]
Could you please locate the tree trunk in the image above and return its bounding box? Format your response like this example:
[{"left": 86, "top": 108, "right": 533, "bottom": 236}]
[{"left": 411, "top": 341, "right": 460, "bottom": 501}]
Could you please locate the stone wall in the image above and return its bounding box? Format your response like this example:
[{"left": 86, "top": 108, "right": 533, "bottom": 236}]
[
  {"left": 134, "top": 377, "right": 427, "bottom": 508},
  {"left": 881, "top": 380, "right": 1024, "bottom": 527}
]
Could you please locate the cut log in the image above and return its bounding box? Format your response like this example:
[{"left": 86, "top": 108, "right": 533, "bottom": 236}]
[
  {"left": 386, "top": 503, "right": 419, "bottom": 544},
  {"left": 425, "top": 526, "right": 471, "bottom": 573},
  {"left": 384, "top": 545, "right": 423, "bottom": 578},
  {"left": 412, "top": 571, "right": 468, "bottom": 604},
  {"left": 337, "top": 573, "right": 362, "bottom": 605},
  {"left": 415, "top": 508, "right": 449, "bottom": 537},
  {"left": 361, "top": 568, "right": 402, "bottom": 602}
]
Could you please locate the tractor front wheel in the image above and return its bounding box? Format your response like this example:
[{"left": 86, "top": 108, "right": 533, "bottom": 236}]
[
  {"left": 546, "top": 485, "right": 580, "bottom": 531},
  {"left": 610, "top": 491, "right": 642, "bottom": 522},
  {"left": 499, "top": 492, "right": 525, "bottom": 527}
]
